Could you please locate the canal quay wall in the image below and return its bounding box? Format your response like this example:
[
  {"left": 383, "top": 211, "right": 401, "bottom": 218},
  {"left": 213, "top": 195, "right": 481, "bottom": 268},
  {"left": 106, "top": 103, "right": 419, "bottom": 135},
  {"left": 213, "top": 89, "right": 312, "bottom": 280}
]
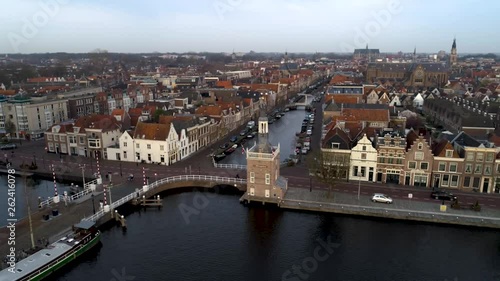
[{"left": 241, "top": 187, "right": 500, "bottom": 229}]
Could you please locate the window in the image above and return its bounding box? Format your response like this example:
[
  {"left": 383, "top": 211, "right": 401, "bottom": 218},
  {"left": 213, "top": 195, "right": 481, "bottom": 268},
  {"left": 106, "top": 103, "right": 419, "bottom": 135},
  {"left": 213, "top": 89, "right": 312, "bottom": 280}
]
[
  {"left": 353, "top": 166, "right": 358, "bottom": 176},
  {"left": 79, "top": 136, "right": 85, "bottom": 144},
  {"left": 473, "top": 177, "right": 480, "bottom": 188},
  {"left": 147, "top": 144, "right": 151, "bottom": 149},
  {"left": 449, "top": 163, "right": 457, "bottom": 172},
  {"left": 361, "top": 153, "right": 367, "bottom": 160},
  {"left": 360, "top": 167, "right": 366, "bottom": 177},
  {"left": 47, "top": 135, "right": 53, "bottom": 140},
  {"left": 123, "top": 151, "right": 127, "bottom": 159},
  {"left": 484, "top": 165, "right": 492, "bottom": 175},
  {"left": 123, "top": 142, "right": 127, "bottom": 147},
  {"left": 442, "top": 175, "right": 449, "bottom": 186},
  {"left": 476, "top": 153, "right": 484, "bottom": 162},
  {"left": 362, "top": 146, "right": 366, "bottom": 151},
  {"left": 420, "top": 162, "right": 428, "bottom": 170},
  {"left": 136, "top": 143, "right": 139, "bottom": 149},
  {"left": 415, "top": 152, "right": 424, "bottom": 160},
  {"left": 418, "top": 143, "right": 423, "bottom": 150},
  {"left": 466, "top": 152, "right": 474, "bottom": 161},
  {"left": 450, "top": 175, "right": 459, "bottom": 187},
  {"left": 408, "top": 162, "right": 416, "bottom": 169},
  {"left": 250, "top": 172, "right": 255, "bottom": 183},
  {"left": 331, "top": 143, "right": 340, "bottom": 149},
  {"left": 160, "top": 145, "right": 164, "bottom": 151},
  {"left": 265, "top": 173, "right": 270, "bottom": 185},
  {"left": 474, "top": 164, "right": 482, "bottom": 174},
  {"left": 147, "top": 154, "right": 151, "bottom": 161},
  {"left": 486, "top": 153, "right": 494, "bottom": 162},
  {"left": 445, "top": 150, "right": 453, "bottom": 158},
  {"left": 438, "top": 162, "right": 446, "bottom": 172},
  {"left": 464, "top": 176, "right": 471, "bottom": 187},
  {"left": 464, "top": 164, "right": 472, "bottom": 173}
]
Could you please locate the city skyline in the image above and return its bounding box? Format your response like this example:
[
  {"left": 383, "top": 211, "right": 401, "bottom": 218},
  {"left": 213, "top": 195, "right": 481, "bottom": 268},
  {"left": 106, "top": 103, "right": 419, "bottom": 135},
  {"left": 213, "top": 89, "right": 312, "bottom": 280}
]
[{"left": 1, "top": 0, "right": 500, "bottom": 54}]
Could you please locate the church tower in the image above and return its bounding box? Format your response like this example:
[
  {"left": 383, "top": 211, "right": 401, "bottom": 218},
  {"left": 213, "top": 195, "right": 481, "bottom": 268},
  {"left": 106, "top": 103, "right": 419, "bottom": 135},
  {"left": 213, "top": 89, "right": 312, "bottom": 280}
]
[
  {"left": 450, "top": 38, "right": 457, "bottom": 66},
  {"left": 245, "top": 113, "right": 287, "bottom": 202}
]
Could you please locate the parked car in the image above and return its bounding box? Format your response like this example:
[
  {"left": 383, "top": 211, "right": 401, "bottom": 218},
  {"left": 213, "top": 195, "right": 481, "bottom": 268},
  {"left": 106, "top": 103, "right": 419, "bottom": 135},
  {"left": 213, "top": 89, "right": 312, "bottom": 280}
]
[
  {"left": 240, "top": 130, "right": 247, "bottom": 136},
  {"left": 371, "top": 193, "right": 393, "bottom": 204},
  {"left": 301, "top": 147, "right": 308, "bottom": 154},
  {"left": 219, "top": 143, "right": 230, "bottom": 149},
  {"left": 230, "top": 136, "right": 238, "bottom": 142},
  {"left": 306, "top": 129, "right": 312, "bottom": 136},
  {"left": 0, "top": 144, "right": 17, "bottom": 150},
  {"left": 430, "top": 190, "right": 457, "bottom": 201}
]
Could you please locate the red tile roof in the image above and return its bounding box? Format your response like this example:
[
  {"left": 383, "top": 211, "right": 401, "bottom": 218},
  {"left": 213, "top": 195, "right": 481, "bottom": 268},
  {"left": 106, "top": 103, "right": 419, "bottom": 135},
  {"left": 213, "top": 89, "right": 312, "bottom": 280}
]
[
  {"left": 74, "top": 115, "right": 120, "bottom": 132},
  {"left": 216, "top": 81, "right": 233, "bottom": 89},
  {"left": 133, "top": 122, "right": 170, "bottom": 140}
]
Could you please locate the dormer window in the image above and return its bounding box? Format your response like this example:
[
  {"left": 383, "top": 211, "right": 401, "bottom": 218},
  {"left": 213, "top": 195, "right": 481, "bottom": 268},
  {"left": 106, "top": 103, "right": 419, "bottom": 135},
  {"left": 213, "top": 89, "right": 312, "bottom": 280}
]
[
  {"left": 331, "top": 143, "right": 340, "bottom": 149},
  {"left": 445, "top": 150, "right": 453, "bottom": 158}
]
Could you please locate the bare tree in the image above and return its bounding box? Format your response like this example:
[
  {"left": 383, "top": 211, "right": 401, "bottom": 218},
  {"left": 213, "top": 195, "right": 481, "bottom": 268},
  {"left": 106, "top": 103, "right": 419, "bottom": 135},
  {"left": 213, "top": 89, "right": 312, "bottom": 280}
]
[{"left": 308, "top": 149, "right": 350, "bottom": 198}]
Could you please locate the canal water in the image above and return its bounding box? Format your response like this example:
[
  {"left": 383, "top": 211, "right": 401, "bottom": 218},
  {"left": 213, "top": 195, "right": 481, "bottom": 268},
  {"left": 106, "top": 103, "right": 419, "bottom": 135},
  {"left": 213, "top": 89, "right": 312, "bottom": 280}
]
[
  {"left": 51, "top": 191, "right": 500, "bottom": 281},
  {"left": 220, "top": 108, "right": 310, "bottom": 165},
  {"left": 0, "top": 176, "right": 75, "bottom": 227}
]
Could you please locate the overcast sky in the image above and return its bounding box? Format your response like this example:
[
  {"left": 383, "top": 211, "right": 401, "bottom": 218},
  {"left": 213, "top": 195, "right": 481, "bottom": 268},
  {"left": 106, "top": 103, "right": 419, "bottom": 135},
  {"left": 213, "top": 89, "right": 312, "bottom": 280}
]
[{"left": 1, "top": 0, "right": 499, "bottom": 54}]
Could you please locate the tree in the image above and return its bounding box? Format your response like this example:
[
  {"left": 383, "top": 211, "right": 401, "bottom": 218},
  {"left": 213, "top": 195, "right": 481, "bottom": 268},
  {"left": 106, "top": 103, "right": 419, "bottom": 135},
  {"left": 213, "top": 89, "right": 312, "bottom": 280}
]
[
  {"left": 152, "top": 109, "right": 167, "bottom": 123},
  {"left": 308, "top": 149, "right": 350, "bottom": 198},
  {"left": 5, "top": 120, "right": 16, "bottom": 138}
]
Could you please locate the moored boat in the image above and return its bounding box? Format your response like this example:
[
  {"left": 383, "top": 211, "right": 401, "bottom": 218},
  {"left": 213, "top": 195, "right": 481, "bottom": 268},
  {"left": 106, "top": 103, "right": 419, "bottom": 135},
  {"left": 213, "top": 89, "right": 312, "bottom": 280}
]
[
  {"left": 213, "top": 153, "right": 226, "bottom": 161},
  {"left": 0, "top": 221, "right": 101, "bottom": 281}
]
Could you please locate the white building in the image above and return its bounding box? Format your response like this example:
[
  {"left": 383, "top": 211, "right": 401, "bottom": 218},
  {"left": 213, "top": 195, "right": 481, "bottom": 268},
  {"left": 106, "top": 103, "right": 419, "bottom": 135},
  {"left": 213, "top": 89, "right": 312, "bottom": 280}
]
[{"left": 350, "top": 134, "right": 378, "bottom": 182}]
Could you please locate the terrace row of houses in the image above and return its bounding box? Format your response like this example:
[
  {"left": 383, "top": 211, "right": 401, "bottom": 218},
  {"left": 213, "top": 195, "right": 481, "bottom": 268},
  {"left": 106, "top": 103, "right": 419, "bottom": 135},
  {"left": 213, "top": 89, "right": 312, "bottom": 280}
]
[
  {"left": 44, "top": 90, "right": 263, "bottom": 165},
  {"left": 320, "top": 108, "right": 500, "bottom": 193}
]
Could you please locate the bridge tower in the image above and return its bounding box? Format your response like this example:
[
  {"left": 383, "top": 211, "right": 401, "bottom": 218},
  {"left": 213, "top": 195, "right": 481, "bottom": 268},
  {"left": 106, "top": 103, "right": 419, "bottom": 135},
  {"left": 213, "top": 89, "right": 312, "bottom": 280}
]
[{"left": 245, "top": 114, "right": 288, "bottom": 202}]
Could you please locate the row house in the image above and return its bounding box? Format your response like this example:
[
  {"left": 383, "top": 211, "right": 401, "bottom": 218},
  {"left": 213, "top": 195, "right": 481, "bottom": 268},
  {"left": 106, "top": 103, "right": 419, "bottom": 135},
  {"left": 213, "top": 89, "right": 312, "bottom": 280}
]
[
  {"left": 375, "top": 130, "right": 407, "bottom": 184},
  {"left": 67, "top": 94, "right": 96, "bottom": 119},
  {"left": 45, "top": 114, "right": 121, "bottom": 158},
  {"left": 0, "top": 96, "right": 68, "bottom": 139},
  {"left": 431, "top": 139, "right": 464, "bottom": 190},
  {"left": 196, "top": 104, "right": 237, "bottom": 137},
  {"left": 110, "top": 122, "right": 179, "bottom": 165},
  {"left": 350, "top": 134, "right": 378, "bottom": 182},
  {"left": 402, "top": 134, "right": 434, "bottom": 187}
]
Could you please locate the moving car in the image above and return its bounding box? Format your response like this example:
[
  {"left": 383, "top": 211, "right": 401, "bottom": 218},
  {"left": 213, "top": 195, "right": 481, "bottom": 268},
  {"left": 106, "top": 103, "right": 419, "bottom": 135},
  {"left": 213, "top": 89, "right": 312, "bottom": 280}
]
[
  {"left": 430, "top": 190, "right": 457, "bottom": 201},
  {"left": 371, "top": 193, "right": 393, "bottom": 204}
]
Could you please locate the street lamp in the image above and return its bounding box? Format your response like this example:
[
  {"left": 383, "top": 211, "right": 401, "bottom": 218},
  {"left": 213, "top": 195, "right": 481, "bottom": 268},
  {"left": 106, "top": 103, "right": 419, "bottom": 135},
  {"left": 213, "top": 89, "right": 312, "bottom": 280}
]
[
  {"left": 33, "top": 153, "right": 36, "bottom": 166},
  {"left": 154, "top": 173, "right": 157, "bottom": 183},
  {"left": 357, "top": 177, "right": 361, "bottom": 200}
]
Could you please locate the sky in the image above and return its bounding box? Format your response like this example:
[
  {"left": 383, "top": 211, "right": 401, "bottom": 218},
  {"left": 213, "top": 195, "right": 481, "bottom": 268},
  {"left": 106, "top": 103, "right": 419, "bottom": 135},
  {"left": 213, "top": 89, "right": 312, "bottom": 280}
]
[{"left": 1, "top": 0, "right": 499, "bottom": 54}]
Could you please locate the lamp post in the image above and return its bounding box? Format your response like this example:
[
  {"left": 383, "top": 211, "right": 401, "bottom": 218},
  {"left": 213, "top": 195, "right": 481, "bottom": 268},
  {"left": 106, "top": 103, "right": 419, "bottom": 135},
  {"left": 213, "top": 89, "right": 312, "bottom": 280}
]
[
  {"left": 33, "top": 153, "right": 36, "bottom": 166},
  {"left": 309, "top": 176, "right": 312, "bottom": 192},
  {"left": 154, "top": 173, "right": 157, "bottom": 183},
  {"left": 357, "top": 177, "right": 361, "bottom": 200},
  {"left": 119, "top": 162, "right": 122, "bottom": 177}
]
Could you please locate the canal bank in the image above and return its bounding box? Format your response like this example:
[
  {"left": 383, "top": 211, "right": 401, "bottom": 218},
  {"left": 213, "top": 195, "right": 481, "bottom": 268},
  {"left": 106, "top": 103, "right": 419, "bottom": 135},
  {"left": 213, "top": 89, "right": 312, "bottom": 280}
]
[{"left": 240, "top": 187, "right": 500, "bottom": 229}]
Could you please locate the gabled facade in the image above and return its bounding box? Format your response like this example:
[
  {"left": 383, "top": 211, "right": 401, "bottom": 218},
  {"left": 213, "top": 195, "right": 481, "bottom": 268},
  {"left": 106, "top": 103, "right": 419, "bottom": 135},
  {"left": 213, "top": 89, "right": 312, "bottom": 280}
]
[
  {"left": 431, "top": 140, "right": 464, "bottom": 189},
  {"left": 350, "top": 134, "right": 377, "bottom": 182},
  {"left": 403, "top": 135, "right": 434, "bottom": 187}
]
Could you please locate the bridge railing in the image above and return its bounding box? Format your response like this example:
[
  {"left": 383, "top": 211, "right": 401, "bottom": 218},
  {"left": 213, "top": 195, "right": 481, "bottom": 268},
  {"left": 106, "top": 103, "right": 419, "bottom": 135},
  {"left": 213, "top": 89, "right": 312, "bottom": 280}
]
[
  {"left": 38, "top": 195, "right": 63, "bottom": 208},
  {"left": 213, "top": 163, "right": 247, "bottom": 170},
  {"left": 82, "top": 175, "right": 246, "bottom": 222},
  {"left": 38, "top": 178, "right": 98, "bottom": 208}
]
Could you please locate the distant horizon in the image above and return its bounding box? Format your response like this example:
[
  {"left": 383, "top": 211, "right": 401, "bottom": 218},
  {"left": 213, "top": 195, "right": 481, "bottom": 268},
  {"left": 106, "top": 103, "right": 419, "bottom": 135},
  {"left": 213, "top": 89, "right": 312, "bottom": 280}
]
[
  {"left": 1, "top": 51, "right": 500, "bottom": 56},
  {"left": 2, "top": 1, "right": 500, "bottom": 54}
]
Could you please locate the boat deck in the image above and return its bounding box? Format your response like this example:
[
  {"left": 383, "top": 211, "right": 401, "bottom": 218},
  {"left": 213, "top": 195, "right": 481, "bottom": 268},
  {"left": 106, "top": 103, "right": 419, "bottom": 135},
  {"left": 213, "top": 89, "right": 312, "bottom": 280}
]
[{"left": 0, "top": 234, "right": 82, "bottom": 280}]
